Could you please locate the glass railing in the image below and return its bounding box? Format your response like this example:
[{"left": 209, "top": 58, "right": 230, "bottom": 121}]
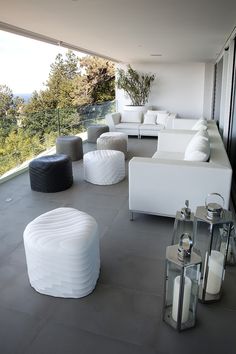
[{"left": 0, "top": 100, "right": 116, "bottom": 180}]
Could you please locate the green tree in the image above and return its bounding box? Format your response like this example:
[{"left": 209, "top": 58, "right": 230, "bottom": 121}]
[
  {"left": 0, "top": 84, "right": 14, "bottom": 116},
  {"left": 0, "top": 84, "right": 23, "bottom": 136},
  {"left": 23, "top": 52, "right": 115, "bottom": 137},
  {"left": 46, "top": 51, "right": 79, "bottom": 108},
  {"left": 0, "top": 128, "right": 43, "bottom": 175},
  {"left": 78, "top": 56, "right": 115, "bottom": 104}
]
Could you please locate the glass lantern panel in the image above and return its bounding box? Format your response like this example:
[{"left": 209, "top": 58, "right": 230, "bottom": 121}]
[
  {"left": 163, "top": 257, "right": 201, "bottom": 331},
  {"left": 219, "top": 224, "right": 236, "bottom": 265},
  {"left": 172, "top": 211, "right": 194, "bottom": 245},
  {"left": 164, "top": 261, "right": 179, "bottom": 309},
  {"left": 194, "top": 220, "right": 223, "bottom": 266}
]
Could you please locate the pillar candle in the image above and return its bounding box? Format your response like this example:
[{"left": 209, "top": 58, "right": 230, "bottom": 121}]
[
  {"left": 206, "top": 250, "right": 224, "bottom": 295},
  {"left": 172, "top": 275, "right": 192, "bottom": 324}
]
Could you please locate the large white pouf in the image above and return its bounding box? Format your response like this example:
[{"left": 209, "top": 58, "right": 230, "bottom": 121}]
[
  {"left": 84, "top": 150, "right": 125, "bottom": 185},
  {"left": 23, "top": 207, "right": 100, "bottom": 298}
]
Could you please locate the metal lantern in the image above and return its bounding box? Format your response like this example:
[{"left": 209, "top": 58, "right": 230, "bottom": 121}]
[
  {"left": 172, "top": 200, "right": 194, "bottom": 245},
  {"left": 219, "top": 224, "right": 236, "bottom": 266},
  {"left": 163, "top": 233, "right": 202, "bottom": 331},
  {"left": 194, "top": 193, "right": 234, "bottom": 303}
]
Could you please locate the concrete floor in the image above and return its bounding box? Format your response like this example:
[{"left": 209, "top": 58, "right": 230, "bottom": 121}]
[{"left": 0, "top": 137, "right": 235, "bottom": 354}]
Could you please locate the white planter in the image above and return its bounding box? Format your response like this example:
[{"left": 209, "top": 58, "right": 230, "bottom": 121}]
[{"left": 123, "top": 105, "right": 150, "bottom": 114}]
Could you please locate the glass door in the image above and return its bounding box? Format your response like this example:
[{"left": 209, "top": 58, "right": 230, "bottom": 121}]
[
  {"left": 227, "top": 38, "right": 236, "bottom": 207},
  {"left": 212, "top": 57, "right": 223, "bottom": 129}
]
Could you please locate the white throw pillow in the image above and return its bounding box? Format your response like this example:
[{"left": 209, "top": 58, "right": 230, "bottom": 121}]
[
  {"left": 192, "top": 119, "right": 208, "bottom": 131},
  {"left": 197, "top": 124, "right": 208, "bottom": 131},
  {"left": 143, "top": 113, "right": 157, "bottom": 125},
  {"left": 194, "top": 129, "right": 209, "bottom": 141},
  {"left": 156, "top": 112, "right": 169, "bottom": 127},
  {"left": 184, "top": 135, "right": 210, "bottom": 161}
]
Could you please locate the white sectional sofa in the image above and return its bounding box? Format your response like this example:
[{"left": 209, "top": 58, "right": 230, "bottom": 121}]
[
  {"left": 129, "top": 120, "right": 232, "bottom": 218},
  {"left": 105, "top": 110, "right": 176, "bottom": 138}
]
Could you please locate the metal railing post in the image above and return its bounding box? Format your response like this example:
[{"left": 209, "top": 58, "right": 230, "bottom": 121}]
[{"left": 57, "top": 108, "right": 61, "bottom": 135}]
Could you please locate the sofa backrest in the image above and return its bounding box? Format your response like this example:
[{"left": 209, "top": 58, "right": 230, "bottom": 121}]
[
  {"left": 172, "top": 118, "right": 198, "bottom": 130},
  {"left": 121, "top": 110, "right": 143, "bottom": 123}
]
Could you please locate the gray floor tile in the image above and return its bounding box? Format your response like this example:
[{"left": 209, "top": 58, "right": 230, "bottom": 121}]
[
  {"left": 25, "top": 321, "right": 160, "bottom": 354},
  {"left": 101, "top": 224, "right": 171, "bottom": 259},
  {"left": 99, "top": 249, "right": 165, "bottom": 295},
  {"left": 0, "top": 270, "right": 56, "bottom": 320},
  {"left": 154, "top": 303, "right": 236, "bottom": 354},
  {"left": 46, "top": 283, "right": 162, "bottom": 346},
  {"left": 0, "top": 306, "right": 44, "bottom": 354}
]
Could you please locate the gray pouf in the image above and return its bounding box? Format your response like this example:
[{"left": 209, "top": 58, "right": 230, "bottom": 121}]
[
  {"left": 87, "top": 124, "right": 109, "bottom": 143},
  {"left": 97, "top": 132, "right": 128, "bottom": 158},
  {"left": 29, "top": 154, "right": 73, "bottom": 193},
  {"left": 56, "top": 136, "right": 83, "bottom": 161}
]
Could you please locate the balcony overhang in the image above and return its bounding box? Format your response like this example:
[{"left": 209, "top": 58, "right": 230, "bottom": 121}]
[{"left": 1, "top": 0, "right": 236, "bottom": 64}]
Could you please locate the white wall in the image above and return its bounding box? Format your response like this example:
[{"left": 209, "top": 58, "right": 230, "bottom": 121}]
[
  {"left": 116, "top": 63, "right": 210, "bottom": 119},
  {"left": 203, "top": 63, "right": 214, "bottom": 120}
]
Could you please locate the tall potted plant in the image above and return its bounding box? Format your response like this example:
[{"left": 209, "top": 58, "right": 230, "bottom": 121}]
[{"left": 116, "top": 65, "right": 155, "bottom": 107}]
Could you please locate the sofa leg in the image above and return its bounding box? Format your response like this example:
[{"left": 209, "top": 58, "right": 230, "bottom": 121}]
[{"left": 129, "top": 211, "right": 134, "bottom": 221}]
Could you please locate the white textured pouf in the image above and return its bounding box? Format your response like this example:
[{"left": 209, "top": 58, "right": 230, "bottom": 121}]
[
  {"left": 97, "top": 132, "right": 128, "bottom": 157},
  {"left": 23, "top": 207, "right": 100, "bottom": 298},
  {"left": 100, "top": 132, "right": 128, "bottom": 142},
  {"left": 84, "top": 150, "right": 125, "bottom": 185}
]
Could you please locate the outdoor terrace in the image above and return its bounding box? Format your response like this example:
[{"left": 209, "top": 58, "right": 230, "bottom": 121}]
[{"left": 0, "top": 137, "right": 235, "bottom": 354}]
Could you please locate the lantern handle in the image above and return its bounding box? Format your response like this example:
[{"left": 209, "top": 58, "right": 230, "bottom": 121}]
[{"left": 205, "top": 193, "right": 224, "bottom": 209}]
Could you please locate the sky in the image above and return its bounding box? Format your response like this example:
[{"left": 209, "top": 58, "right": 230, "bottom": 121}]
[{"left": 0, "top": 30, "right": 83, "bottom": 94}]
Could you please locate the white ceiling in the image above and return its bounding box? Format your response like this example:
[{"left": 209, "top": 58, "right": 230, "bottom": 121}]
[{"left": 1, "top": 0, "right": 236, "bottom": 64}]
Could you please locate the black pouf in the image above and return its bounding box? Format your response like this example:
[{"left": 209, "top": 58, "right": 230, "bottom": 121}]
[{"left": 29, "top": 154, "right": 73, "bottom": 193}]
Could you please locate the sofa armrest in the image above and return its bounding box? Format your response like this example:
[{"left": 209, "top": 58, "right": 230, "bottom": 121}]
[
  {"left": 105, "top": 113, "right": 121, "bottom": 131},
  {"left": 129, "top": 157, "right": 232, "bottom": 217},
  {"left": 157, "top": 129, "right": 196, "bottom": 152}
]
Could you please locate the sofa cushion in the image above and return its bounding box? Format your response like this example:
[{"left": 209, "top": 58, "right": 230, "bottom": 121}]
[
  {"left": 156, "top": 112, "right": 169, "bottom": 127},
  {"left": 121, "top": 110, "right": 143, "bottom": 123},
  {"left": 143, "top": 113, "right": 157, "bottom": 124},
  {"left": 152, "top": 151, "right": 185, "bottom": 160},
  {"left": 140, "top": 124, "right": 164, "bottom": 131},
  {"left": 184, "top": 135, "right": 210, "bottom": 162},
  {"left": 115, "top": 122, "right": 141, "bottom": 130}
]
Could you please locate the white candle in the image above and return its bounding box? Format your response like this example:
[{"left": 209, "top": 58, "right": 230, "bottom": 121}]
[
  {"left": 206, "top": 250, "right": 224, "bottom": 295},
  {"left": 172, "top": 275, "right": 192, "bottom": 324}
]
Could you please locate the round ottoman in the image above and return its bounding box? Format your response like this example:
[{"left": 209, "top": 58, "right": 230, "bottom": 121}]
[
  {"left": 97, "top": 132, "right": 128, "bottom": 158},
  {"left": 87, "top": 124, "right": 109, "bottom": 143},
  {"left": 29, "top": 154, "right": 73, "bottom": 193},
  {"left": 23, "top": 207, "right": 100, "bottom": 298},
  {"left": 84, "top": 150, "right": 125, "bottom": 185},
  {"left": 56, "top": 136, "right": 83, "bottom": 161}
]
